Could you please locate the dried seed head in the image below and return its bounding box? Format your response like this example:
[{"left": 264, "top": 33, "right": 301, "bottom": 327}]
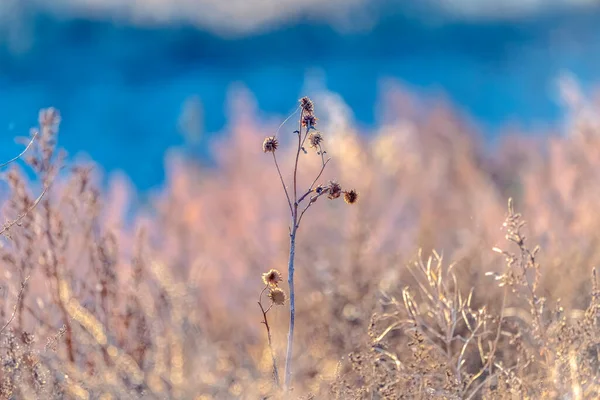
[
  {"left": 268, "top": 288, "right": 287, "bottom": 305},
  {"left": 299, "top": 96, "right": 314, "bottom": 114},
  {"left": 302, "top": 114, "right": 317, "bottom": 128},
  {"left": 328, "top": 181, "right": 342, "bottom": 199},
  {"left": 308, "top": 132, "right": 323, "bottom": 150},
  {"left": 262, "top": 136, "right": 279, "bottom": 153},
  {"left": 344, "top": 189, "right": 359, "bottom": 204},
  {"left": 262, "top": 269, "right": 283, "bottom": 287}
]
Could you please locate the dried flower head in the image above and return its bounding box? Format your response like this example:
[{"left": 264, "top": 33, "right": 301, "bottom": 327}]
[
  {"left": 328, "top": 181, "right": 342, "bottom": 199},
  {"left": 344, "top": 189, "right": 359, "bottom": 204},
  {"left": 308, "top": 132, "right": 323, "bottom": 150},
  {"left": 299, "top": 96, "right": 314, "bottom": 114},
  {"left": 302, "top": 114, "right": 317, "bottom": 128},
  {"left": 262, "top": 269, "right": 283, "bottom": 286},
  {"left": 268, "top": 288, "right": 287, "bottom": 305},
  {"left": 262, "top": 136, "right": 279, "bottom": 153}
]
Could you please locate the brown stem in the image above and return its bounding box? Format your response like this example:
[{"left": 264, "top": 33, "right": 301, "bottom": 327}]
[{"left": 258, "top": 286, "right": 280, "bottom": 387}]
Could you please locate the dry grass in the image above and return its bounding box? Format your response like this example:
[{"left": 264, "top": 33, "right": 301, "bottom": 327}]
[{"left": 0, "top": 85, "right": 597, "bottom": 399}]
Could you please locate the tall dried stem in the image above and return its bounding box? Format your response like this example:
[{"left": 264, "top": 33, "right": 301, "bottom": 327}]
[{"left": 262, "top": 97, "right": 358, "bottom": 392}]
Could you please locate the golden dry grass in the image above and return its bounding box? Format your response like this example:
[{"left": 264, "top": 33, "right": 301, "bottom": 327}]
[{"left": 0, "top": 86, "right": 597, "bottom": 399}]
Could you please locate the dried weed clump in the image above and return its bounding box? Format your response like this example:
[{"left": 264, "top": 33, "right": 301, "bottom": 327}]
[{"left": 334, "top": 198, "right": 600, "bottom": 399}]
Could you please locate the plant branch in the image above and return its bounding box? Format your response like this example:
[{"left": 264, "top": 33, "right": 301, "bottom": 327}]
[
  {"left": 297, "top": 157, "right": 331, "bottom": 205},
  {"left": 0, "top": 131, "right": 38, "bottom": 169},
  {"left": 258, "top": 286, "right": 280, "bottom": 387},
  {"left": 272, "top": 153, "right": 293, "bottom": 214},
  {"left": 275, "top": 107, "right": 299, "bottom": 139},
  {"left": 0, "top": 275, "right": 30, "bottom": 335},
  {"left": 464, "top": 285, "right": 507, "bottom": 395},
  {"left": 297, "top": 191, "right": 329, "bottom": 228},
  {"left": 0, "top": 184, "right": 49, "bottom": 237},
  {"left": 292, "top": 110, "right": 304, "bottom": 203}
]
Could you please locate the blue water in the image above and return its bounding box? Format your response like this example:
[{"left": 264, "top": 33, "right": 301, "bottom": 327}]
[{"left": 1, "top": 9, "right": 600, "bottom": 189}]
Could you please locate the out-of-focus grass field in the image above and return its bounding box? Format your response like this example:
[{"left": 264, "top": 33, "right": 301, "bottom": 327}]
[{"left": 0, "top": 82, "right": 598, "bottom": 399}]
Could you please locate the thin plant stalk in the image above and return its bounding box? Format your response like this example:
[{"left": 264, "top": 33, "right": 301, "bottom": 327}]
[
  {"left": 262, "top": 98, "right": 357, "bottom": 392},
  {"left": 283, "top": 108, "right": 303, "bottom": 391},
  {"left": 284, "top": 224, "right": 297, "bottom": 390},
  {"left": 258, "top": 286, "right": 280, "bottom": 386}
]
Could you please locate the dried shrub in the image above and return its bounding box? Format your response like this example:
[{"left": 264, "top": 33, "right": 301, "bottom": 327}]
[{"left": 0, "top": 85, "right": 597, "bottom": 399}]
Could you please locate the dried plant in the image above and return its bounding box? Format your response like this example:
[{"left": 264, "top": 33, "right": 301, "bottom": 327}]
[
  {"left": 337, "top": 197, "right": 600, "bottom": 399},
  {"left": 258, "top": 269, "right": 286, "bottom": 388},
  {"left": 261, "top": 96, "right": 358, "bottom": 392},
  {"left": 0, "top": 87, "right": 600, "bottom": 399}
]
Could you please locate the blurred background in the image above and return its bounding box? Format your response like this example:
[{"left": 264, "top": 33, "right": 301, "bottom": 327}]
[
  {"left": 1, "top": 0, "right": 600, "bottom": 189},
  {"left": 1, "top": 2, "right": 600, "bottom": 398}
]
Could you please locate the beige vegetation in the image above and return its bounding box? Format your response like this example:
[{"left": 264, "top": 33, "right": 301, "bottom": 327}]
[{"left": 0, "top": 85, "right": 597, "bottom": 399}]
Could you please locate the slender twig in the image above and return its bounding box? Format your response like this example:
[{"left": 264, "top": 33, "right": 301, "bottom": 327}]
[
  {"left": 464, "top": 285, "right": 507, "bottom": 395},
  {"left": 297, "top": 157, "right": 331, "bottom": 205},
  {"left": 43, "top": 200, "right": 76, "bottom": 363},
  {"left": 465, "top": 362, "right": 522, "bottom": 400},
  {"left": 299, "top": 125, "right": 312, "bottom": 151},
  {"left": 308, "top": 155, "right": 330, "bottom": 192},
  {"left": 0, "top": 131, "right": 38, "bottom": 169},
  {"left": 297, "top": 191, "right": 329, "bottom": 228},
  {"left": 272, "top": 153, "right": 293, "bottom": 214},
  {"left": 0, "top": 132, "right": 45, "bottom": 238},
  {"left": 292, "top": 110, "right": 304, "bottom": 201},
  {"left": 0, "top": 275, "right": 30, "bottom": 335},
  {"left": 258, "top": 286, "right": 280, "bottom": 387},
  {"left": 0, "top": 184, "right": 49, "bottom": 237},
  {"left": 275, "top": 107, "right": 299, "bottom": 139}
]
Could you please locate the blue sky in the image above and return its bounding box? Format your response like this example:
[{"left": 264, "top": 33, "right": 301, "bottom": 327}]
[{"left": 0, "top": 1, "right": 599, "bottom": 189}]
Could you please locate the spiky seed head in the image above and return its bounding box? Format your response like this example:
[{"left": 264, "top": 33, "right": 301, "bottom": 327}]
[
  {"left": 299, "top": 96, "right": 314, "bottom": 114},
  {"left": 268, "top": 288, "right": 287, "bottom": 305},
  {"left": 328, "top": 181, "right": 342, "bottom": 199},
  {"left": 262, "top": 269, "right": 283, "bottom": 287},
  {"left": 344, "top": 189, "right": 359, "bottom": 204},
  {"left": 302, "top": 114, "right": 317, "bottom": 128},
  {"left": 308, "top": 132, "right": 323, "bottom": 150},
  {"left": 262, "top": 136, "right": 279, "bottom": 153}
]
